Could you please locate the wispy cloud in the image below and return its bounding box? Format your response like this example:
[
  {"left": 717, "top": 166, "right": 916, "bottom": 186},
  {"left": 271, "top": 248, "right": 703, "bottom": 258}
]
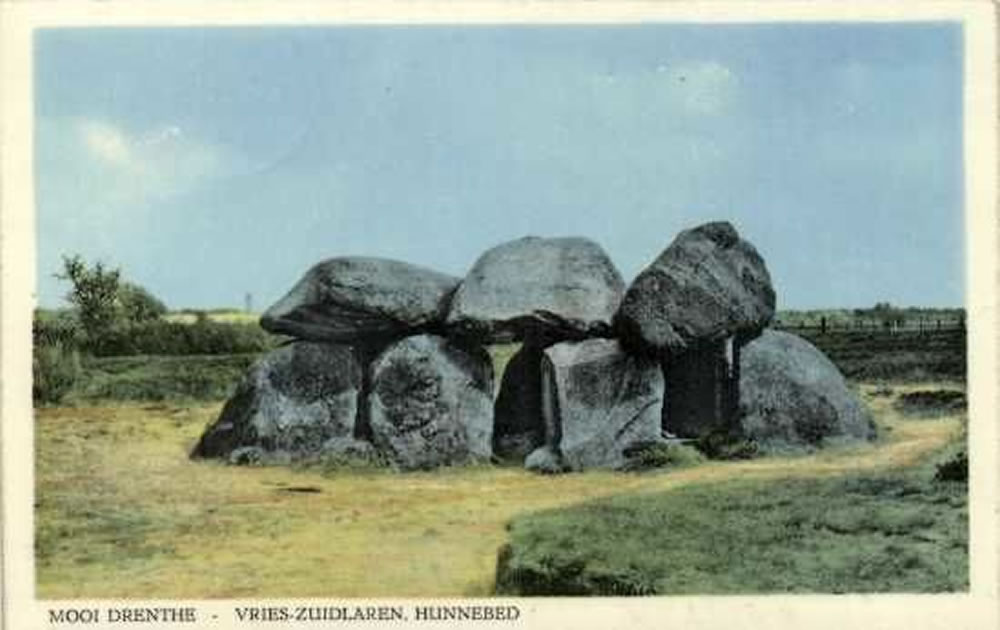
[
  {"left": 72, "top": 118, "right": 238, "bottom": 205},
  {"left": 35, "top": 116, "right": 252, "bottom": 299},
  {"left": 80, "top": 120, "right": 132, "bottom": 167}
]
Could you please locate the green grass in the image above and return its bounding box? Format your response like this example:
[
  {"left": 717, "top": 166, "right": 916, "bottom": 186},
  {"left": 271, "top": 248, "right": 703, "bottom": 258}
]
[
  {"left": 33, "top": 322, "right": 969, "bottom": 597},
  {"left": 164, "top": 310, "right": 260, "bottom": 324},
  {"left": 36, "top": 493, "right": 175, "bottom": 568},
  {"left": 35, "top": 383, "right": 964, "bottom": 598},
  {"left": 52, "top": 344, "right": 522, "bottom": 405},
  {"left": 496, "top": 460, "right": 967, "bottom": 595},
  {"left": 65, "top": 354, "right": 261, "bottom": 403}
]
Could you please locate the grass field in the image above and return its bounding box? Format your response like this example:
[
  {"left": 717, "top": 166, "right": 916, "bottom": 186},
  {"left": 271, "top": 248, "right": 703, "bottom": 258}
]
[
  {"left": 163, "top": 310, "right": 260, "bottom": 325},
  {"left": 497, "top": 450, "right": 965, "bottom": 595},
  {"left": 67, "top": 354, "right": 259, "bottom": 403},
  {"left": 35, "top": 382, "right": 965, "bottom": 598}
]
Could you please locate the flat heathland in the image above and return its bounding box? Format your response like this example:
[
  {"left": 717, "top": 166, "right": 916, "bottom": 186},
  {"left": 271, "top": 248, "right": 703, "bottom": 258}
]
[
  {"left": 790, "top": 328, "right": 965, "bottom": 382},
  {"left": 35, "top": 381, "right": 965, "bottom": 598}
]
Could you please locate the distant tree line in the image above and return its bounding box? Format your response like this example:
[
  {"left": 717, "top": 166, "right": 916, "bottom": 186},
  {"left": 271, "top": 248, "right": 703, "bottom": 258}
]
[
  {"left": 33, "top": 255, "right": 275, "bottom": 404},
  {"left": 775, "top": 303, "right": 965, "bottom": 333}
]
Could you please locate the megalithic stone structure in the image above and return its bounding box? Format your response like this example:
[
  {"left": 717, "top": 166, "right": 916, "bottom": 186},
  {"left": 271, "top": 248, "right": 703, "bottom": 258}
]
[
  {"left": 445, "top": 236, "right": 625, "bottom": 342},
  {"left": 532, "top": 338, "right": 664, "bottom": 471},
  {"left": 445, "top": 235, "right": 627, "bottom": 462},
  {"left": 260, "top": 257, "right": 460, "bottom": 343},
  {"left": 615, "top": 222, "right": 775, "bottom": 438},
  {"left": 190, "top": 341, "right": 362, "bottom": 462},
  {"left": 367, "top": 334, "right": 495, "bottom": 470},
  {"left": 738, "top": 329, "right": 876, "bottom": 451},
  {"left": 190, "top": 224, "right": 882, "bottom": 472},
  {"left": 662, "top": 334, "right": 751, "bottom": 438},
  {"left": 259, "top": 256, "right": 463, "bottom": 445}
]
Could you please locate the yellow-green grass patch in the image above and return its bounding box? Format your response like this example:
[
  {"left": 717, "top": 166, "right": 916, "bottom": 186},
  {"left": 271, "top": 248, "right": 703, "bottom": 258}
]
[{"left": 35, "top": 382, "right": 963, "bottom": 598}]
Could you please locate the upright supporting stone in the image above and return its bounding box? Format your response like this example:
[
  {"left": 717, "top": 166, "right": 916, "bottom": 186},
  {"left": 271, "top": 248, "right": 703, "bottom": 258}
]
[
  {"left": 738, "top": 329, "right": 876, "bottom": 451},
  {"left": 614, "top": 222, "right": 775, "bottom": 439},
  {"left": 368, "top": 334, "right": 494, "bottom": 470},
  {"left": 191, "top": 341, "right": 362, "bottom": 461},
  {"left": 662, "top": 337, "right": 739, "bottom": 438},
  {"left": 536, "top": 339, "right": 664, "bottom": 471}
]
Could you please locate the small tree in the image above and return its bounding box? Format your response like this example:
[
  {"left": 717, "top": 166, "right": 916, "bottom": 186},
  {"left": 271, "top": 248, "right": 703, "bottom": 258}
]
[
  {"left": 56, "top": 255, "right": 168, "bottom": 344},
  {"left": 57, "top": 255, "right": 122, "bottom": 339},
  {"left": 119, "top": 282, "right": 167, "bottom": 322}
]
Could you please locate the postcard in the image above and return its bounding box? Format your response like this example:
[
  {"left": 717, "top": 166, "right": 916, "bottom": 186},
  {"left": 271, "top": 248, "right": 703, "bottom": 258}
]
[{"left": 2, "top": 2, "right": 997, "bottom": 629}]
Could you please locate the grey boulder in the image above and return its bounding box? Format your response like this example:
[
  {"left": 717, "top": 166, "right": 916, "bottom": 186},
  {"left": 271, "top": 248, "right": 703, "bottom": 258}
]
[
  {"left": 446, "top": 236, "right": 625, "bottom": 341},
  {"left": 739, "top": 330, "right": 876, "bottom": 452},
  {"left": 524, "top": 446, "right": 567, "bottom": 474},
  {"left": 191, "top": 342, "right": 361, "bottom": 460},
  {"left": 540, "top": 338, "right": 664, "bottom": 471},
  {"left": 368, "top": 334, "right": 494, "bottom": 469},
  {"left": 616, "top": 221, "right": 775, "bottom": 356},
  {"left": 260, "top": 257, "right": 459, "bottom": 342}
]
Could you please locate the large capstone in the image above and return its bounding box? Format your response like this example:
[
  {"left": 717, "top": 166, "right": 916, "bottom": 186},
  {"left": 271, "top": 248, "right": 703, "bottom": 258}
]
[
  {"left": 368, "top": 334, "right": 494, "bottom": 469},
  {"left": 615, "top": 221, "right": 775, "bottom": 356},
  {"left": 738, "top": 330, "right": 876, "bottom": 452},
  {"left": 260, "top": 257, "right": 459, "bottom": 343},
  {"left": 446, "top": 236, "right": 625, "bottom": 342},
  {"left": 540, "top": 338, "right": 664, "bottom": 471},
  {"left": 191, "top": 342, "right": 361, "bottom": 460}
]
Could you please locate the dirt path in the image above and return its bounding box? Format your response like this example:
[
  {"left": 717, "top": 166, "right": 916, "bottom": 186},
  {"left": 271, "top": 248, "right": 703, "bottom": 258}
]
[{"left": 34, "top": 384, "right": 963, "bottom": 598}]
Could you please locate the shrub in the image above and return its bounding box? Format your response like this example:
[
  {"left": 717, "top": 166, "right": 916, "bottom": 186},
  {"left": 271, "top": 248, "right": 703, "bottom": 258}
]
[
  {"left": 88, "top": 320, "right": 276, "bottom": 357},
  {"left": 934, "top": 448, "right": 968, "bottom": 483},
  {"left": 57, "top": 254, "right": 121, "bottom": 339},
  {"left": 55, "top": 255, "right": 173, "bottom": 347},
  {"left": 33, "top": 341, "right": 82, "bottom": 404},
  {"left": 34, "top": 309, "right": 83, "bottom": 348},
  {"left": 75, "top": 354, "right": 258, "bottom": 402},
  {"left": 119, "top": 283, "right": 167, "bottom": 322},
  {"left": 621, "top": 442, "right": 705, "bottom": 472},
  {"left": 33, "top": 310, "right": 84, "bottom": 404},
  {"left": 895, "top": 390, "right": 967, "bottom": 418},
  {"left": 695, "top": 431, "right": 759, "bottom": 460}
]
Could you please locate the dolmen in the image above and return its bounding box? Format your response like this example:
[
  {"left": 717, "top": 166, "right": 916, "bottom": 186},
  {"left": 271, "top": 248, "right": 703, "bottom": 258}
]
[
  {"left": 615, "top": 222, "right": 776, "bottom": 438},
  {"left": 191, "top": 222, "right": 875, "bottom": 472},
  {"left": 449, "top": 236, "right": 626, "bottom": 462}
]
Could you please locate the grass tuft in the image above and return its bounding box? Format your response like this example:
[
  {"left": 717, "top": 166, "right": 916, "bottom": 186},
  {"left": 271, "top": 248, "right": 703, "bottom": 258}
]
[{"left": 621, "top": 442, "right": 705, "bottom": 472}]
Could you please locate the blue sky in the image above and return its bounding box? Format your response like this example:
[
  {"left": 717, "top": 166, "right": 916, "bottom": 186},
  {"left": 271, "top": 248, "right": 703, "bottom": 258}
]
[{"left": 34, "top": 23, "right": 963, "bottom": 310}]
